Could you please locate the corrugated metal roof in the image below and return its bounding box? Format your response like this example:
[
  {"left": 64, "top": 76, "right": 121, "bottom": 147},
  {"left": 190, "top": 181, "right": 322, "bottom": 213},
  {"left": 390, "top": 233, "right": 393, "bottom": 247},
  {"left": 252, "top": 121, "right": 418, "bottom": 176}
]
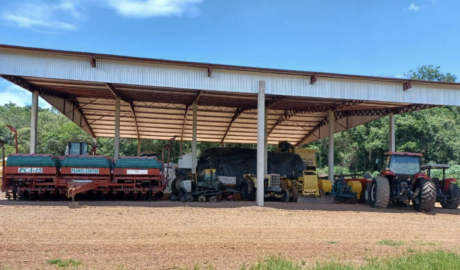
[
  {"left": 0, "top": 75, "right": 435, "bottom": 145},
  {"left": 0, "top": 44, "right": 458, "bottom": 87},
  {"left": 0, "top": 44, "right": 452, "bottom": 145}
]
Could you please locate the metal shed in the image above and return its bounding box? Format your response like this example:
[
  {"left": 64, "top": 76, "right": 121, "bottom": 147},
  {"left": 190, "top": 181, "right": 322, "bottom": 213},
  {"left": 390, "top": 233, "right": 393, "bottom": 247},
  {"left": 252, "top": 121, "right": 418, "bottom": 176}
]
[{"left": 1, "top": 44, "right": 459, "bottom": 206}]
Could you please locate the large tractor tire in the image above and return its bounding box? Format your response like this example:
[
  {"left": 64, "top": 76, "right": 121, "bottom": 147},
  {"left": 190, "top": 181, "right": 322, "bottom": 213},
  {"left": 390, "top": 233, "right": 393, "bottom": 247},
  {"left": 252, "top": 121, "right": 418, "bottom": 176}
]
[
  {"left": 171, "top": 177, "right": 182, "bottom": 196},
  {"left": 370, "top": 176, "right": 390, "bottom": 209},
  {"left": 281, "top": 189, "right": 290, "bottom": 202},
  {"left": 440, "top": 184, "right": 460, "bottom": 209},
  {"left": 289, "top": 187, "right": 299, "bottom": 202},
  {"left": 364, "top": 183, "right": 372, "bottom": 204},
  {"left": 240, "top": 177, "right": 255, "bottom": 201},
  {"left": 412, "top": 179, "right": 436, "bottom": 212}
]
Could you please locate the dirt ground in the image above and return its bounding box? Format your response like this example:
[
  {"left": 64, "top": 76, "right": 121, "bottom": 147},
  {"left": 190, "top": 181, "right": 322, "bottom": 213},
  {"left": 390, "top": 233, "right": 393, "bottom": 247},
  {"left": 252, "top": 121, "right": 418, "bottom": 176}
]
[{"left": 0, "top": 198, "right": 459, "bottom": 270}]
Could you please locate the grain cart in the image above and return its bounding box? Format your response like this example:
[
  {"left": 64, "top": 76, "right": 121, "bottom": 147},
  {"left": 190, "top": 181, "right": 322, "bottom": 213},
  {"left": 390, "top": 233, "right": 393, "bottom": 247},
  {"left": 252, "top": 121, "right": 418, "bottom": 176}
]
[
  {"left": 369, "top": 152, "right": 436, "bottom": 212},
  {"left": 421, "top": 164, "right": 460, "bottom": 209},
  {"left": 2, "top": 154, "right": 59, "bottom": 200},
  {"left": 240, "top": 173, "right": 289, "bottom": 202}
]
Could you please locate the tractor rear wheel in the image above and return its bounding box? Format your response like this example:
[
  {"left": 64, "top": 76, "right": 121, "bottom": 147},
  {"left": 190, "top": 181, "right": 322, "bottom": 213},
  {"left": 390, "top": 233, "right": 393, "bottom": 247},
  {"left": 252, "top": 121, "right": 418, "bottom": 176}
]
[
  {"left": 289, "top": 187, "right": 299, "bottom": 202},
  {"left": 440, "top": 184, "right": 460, "bottom": 209},
  {"left": 240, "top": 177, "right": 255, "bottom": 201},
  {"left": 370, "top": 176, "right": 390, "bottom": 209},
  {"left": 281, "top": 189, "right": 290, "bottom": 202},
  {"left": 171, "top": 177, "right": 182, "bottom": 196},
  {"left": 412, "top": 179, "right": 436, "bottom": 212}
]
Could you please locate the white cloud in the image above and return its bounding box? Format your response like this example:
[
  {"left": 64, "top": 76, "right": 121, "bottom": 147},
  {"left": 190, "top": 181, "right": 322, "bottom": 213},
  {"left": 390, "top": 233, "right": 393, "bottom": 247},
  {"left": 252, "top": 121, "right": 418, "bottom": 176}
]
[
  {"left": 408, "top": 3, "right": 420, "bottom": 11},
  {"left": 103, "top": 0, "right": 204, "bottom": 18},
  {"left": 0, "top": 83, "right": 52, "bottom": 109},
  {"left": 0, "top": 0, "right": 85, "bottom": 31}
]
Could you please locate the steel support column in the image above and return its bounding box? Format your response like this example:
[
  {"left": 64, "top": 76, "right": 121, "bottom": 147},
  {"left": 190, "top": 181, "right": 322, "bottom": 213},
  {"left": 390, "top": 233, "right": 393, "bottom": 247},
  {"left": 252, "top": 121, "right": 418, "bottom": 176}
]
[
  {"left": 264, "top": 108, "right": 268, "bottom": 175},
  {"left": 389, "top": 113, "right": 395, "bottom": 152},
  {"left": 192, "top": 101, "right": 197, "bottom": 174},
  {"left": 257, "top": 81, "right": 266, "bottom": 207},
  {"left": 328, "top": 110, "right": 334, "bottom": 182},
  {"left": 114, "top": 96, "right": 120, "bottom": 160},
  {"left": 30, "top": 90, "right": 39, "bottom": 154}
]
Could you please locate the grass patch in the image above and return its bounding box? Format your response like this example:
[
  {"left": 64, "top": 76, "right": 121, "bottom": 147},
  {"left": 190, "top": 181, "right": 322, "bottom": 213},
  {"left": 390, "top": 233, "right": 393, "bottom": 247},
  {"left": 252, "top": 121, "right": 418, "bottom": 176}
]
[
  {"left": 47, "top": 259, "right": 81, "bottom": 268},
  {"left": 180, "top": 251, "right": 460, "bottom": 270},
  {"left": 328, "top": 241, "right": 338, "bottom": 244},
  {"left": 174, "top": 264, "right": 216, "bottom": 270},
  {"left": 377, "top": 240, "right": 404, "bottom": 247},
  {"left": 240, "top": 255, "right": 302, "bottom": 270}
]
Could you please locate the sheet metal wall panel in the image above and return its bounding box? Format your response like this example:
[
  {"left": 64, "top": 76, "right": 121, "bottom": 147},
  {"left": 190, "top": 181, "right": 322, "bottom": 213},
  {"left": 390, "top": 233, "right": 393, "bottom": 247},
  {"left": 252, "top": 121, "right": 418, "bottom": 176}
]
[{"left": 1, "top": 51, "right": 460, "bottom": 106}]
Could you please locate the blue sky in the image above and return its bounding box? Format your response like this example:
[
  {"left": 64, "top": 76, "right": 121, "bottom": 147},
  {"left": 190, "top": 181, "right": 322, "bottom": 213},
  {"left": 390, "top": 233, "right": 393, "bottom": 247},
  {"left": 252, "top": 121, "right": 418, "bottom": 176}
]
[{"left": 1, "top": 0, "right": 459, "bottom": 107}]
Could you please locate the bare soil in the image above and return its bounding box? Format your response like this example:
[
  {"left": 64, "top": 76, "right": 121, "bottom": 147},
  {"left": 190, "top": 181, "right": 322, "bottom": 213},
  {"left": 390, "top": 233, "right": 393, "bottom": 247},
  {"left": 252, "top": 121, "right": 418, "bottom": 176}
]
[{"left": 0, "top": 198, "right": 459, "bottom": 270}]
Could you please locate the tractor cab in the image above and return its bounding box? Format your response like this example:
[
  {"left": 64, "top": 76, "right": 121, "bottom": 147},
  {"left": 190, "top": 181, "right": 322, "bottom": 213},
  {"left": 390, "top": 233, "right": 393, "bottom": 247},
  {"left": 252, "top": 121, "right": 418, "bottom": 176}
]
[
  {"left": 65, "top": 142, "right": 96, "bottom": 155},
  {"left": 382, "top": 152, "right": 425, "bottom": 182}
]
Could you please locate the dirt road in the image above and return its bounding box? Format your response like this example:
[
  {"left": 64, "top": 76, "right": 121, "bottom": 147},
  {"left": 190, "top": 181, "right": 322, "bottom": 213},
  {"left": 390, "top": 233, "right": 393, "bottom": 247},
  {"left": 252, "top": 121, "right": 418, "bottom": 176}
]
[{"left": 0, "top": 200, "right": 459, "bottom": 269}]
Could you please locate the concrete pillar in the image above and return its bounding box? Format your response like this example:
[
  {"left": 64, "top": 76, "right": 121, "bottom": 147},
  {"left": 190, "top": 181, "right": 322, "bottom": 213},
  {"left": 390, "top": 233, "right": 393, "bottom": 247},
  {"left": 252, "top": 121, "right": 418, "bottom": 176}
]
[
  {"left": 114, "top": 96, "right": 120, "bottom": 160},
  {"left": 137, "top": 139, "right": 141, "bottom": 157},
  {"left": 328, "top": 110, "right": 334, "bottom": 182},
  {"left": 192, "top": 101, "right": 197, "bottom": 174},
  {"left": 30, "top": 90, "right": 39, "bottom": 154},
  {"left": 389, "top": 113, "right": 395, "bottom": 152},
  {"left": 257, "top": 81, "right": 266, "bottom": 207},
  {"left": 264, "top": 108, "right": 268, "bottom": 175}
]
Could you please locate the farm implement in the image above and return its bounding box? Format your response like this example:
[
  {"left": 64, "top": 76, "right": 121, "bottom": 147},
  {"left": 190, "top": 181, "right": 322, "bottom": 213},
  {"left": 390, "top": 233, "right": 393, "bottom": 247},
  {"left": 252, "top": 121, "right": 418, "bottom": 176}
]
[
  {"left": 368, "top": 152, "right": 436, "bottom": 212},
  {"left": 1, "top": 142, "right": 167, "bottom": 204},
  {"left": 421, "top": 164, "right": 460, "bottom": 209}
]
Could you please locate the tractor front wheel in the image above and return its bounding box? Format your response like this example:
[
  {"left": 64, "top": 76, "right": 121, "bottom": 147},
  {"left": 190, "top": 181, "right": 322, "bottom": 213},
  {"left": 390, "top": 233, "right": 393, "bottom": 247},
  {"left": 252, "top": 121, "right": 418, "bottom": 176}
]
[
  {"left": 289, "top": 187, "right": 299, "bottom": 202},
  {"left": 281, "top": 189, "right": 290, "bottom": 202},
  {"left": 364, "top": 183, "right": 372, "bottom": 204},
  {"left": 412, "top": 179, "right": 436, "bottom": 212},
  {"left": 240, "top": 177, "right": 255, "bottom": 201},
  {"left": 370, "top": 177, "right": 390, "bottom": 209},
  {"left": 440, "top": 184, "right": 460, "bottom": 209}
]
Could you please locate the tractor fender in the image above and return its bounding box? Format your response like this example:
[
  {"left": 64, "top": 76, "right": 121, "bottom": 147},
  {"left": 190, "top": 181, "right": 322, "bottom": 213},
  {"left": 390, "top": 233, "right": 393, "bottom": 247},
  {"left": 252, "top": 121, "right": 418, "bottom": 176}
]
[
  {"left": 443, "top": 178, "right": 457, "bottom": 191},
  {"left": 380, "top": 170, "right": 395, "bottom": 177},
  {"left": 412, "top": 172, "right": 428, "bottom": 188}
]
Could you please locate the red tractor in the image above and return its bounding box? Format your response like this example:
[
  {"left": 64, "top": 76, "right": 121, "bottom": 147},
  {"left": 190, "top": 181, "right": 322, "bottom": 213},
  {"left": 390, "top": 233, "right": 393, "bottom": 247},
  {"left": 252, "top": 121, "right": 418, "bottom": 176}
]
[
  {"left": 368, "top": 152, "right": 436, "bottom": 212},
  {"left": 421, "top": 164, "right": 460, "bottom": 209}
]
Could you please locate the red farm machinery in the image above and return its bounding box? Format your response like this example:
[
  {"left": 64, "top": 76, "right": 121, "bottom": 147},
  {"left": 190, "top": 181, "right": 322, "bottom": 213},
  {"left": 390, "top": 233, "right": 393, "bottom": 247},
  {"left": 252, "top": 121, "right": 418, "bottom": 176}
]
[
  {"left": 368, "top": 152, "right": 436, "bottom": 212},
  {"left": 2, "top": 154, "right": 59, "bottom": 200},
  {"left": 111, "top": 157, "right": 165, "bottom": 200},
  {"left": 421, "top": 164, "right": 460, "bottom": 209},
  {"left": 1, "top": 142, "right": 168, "bottom": 204}
]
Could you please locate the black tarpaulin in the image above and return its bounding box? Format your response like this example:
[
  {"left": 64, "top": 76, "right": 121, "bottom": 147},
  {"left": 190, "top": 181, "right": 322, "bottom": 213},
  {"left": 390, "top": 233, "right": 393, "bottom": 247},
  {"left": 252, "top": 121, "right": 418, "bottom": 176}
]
[{"left": 197, "top": 148, "right": 305, "bottom": 184}]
